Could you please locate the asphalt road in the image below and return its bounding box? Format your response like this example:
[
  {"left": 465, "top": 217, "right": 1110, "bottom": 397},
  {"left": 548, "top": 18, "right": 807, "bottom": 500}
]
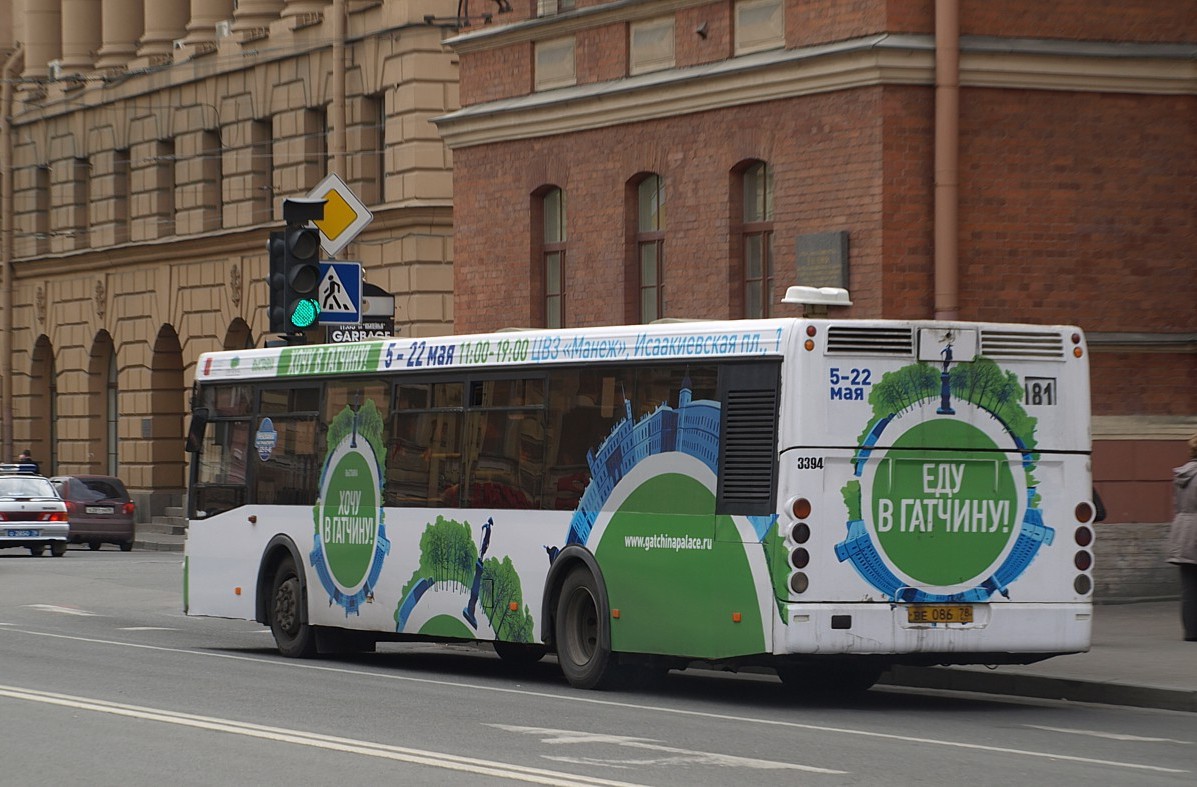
[{"left": 1, "top": 547, "right": 1194, "bottom": 786}]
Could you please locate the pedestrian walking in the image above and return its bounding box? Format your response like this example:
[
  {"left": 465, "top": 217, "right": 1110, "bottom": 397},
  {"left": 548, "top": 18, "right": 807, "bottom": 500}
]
[{"left": 1167, "top": 432, "right": 1197, "bottom": 641}]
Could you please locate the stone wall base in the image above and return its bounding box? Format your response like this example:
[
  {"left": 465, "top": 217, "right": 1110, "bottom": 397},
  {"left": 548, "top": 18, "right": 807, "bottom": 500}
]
[
  {"left": 1094, "top": 521, "right": 1179, "bottom": 602},
  {"left": 133, "top": 489, "right": 185, "bottom": 524}
]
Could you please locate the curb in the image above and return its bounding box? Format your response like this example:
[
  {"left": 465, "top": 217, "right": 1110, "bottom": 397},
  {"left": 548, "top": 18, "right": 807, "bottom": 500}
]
[{"left": 881, "top": 665, "right": 1197, "bottom": 714}]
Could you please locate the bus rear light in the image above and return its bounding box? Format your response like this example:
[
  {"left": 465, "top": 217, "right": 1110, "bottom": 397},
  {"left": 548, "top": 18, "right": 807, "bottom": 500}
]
[
  {"left": 790, "top": 573, "right": 809, "bottom": 594},
  {"left": 806, "top": 325, "right": 817, "bottom": 337},
  {"left": 1073, "top": 347, "right": 1083, "bottom": 358},
  {"left": 1071, "top": 332, "right": 1081, "bottom": 344},
  {"left": 1074, "top": 550, "right": 1092, "bottom": 571},
  {"left": 803, "top": 339, "right": 815, "bottom": 351},
  {"left": 791, "top": 498, "right": 812, "bottom": 520},
  {"left": 1074, "top": 574, "right": 1092, "bottom": 595},
  {"left": 1074, "top": 501, "right": 1094, "bottom": 523},
  {"left": 790, "top": 522, "right": 810, "bottom": 544},
  {"left": 1074, "top": 526, "right": 1093, "bottom": 547},
  {"left": 790, "top": 548, "right": 810, "bottom": 569}
]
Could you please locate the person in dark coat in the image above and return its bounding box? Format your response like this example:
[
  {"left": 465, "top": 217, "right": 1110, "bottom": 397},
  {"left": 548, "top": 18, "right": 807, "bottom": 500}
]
[
  {"left": 17, "top": 450, "right": 39, "bottom": 474},
  {"left": 1167, "top": 433, "right": 1197, "bottom": 641}
]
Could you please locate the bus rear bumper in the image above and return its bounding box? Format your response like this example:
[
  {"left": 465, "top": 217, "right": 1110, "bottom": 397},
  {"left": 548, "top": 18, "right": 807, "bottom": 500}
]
[{"left": 778, "top": 602, "right": 1092, "bottom": 662}]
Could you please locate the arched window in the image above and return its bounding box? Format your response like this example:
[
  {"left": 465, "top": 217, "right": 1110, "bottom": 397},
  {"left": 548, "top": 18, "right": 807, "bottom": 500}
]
[
  {"left": 542, "top": 187, "right": 567, "bottom": 328},
  {"left": 636, "top": 174, "right": 665, "bottom": 322},
  {"left": 741, "top": 161, "right": 774, "bottom": 318}
]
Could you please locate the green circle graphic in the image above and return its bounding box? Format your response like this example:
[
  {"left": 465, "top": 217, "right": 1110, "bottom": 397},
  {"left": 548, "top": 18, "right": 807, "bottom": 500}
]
[
  {"left": 318, "top": 450, "right": 378, "bottom": 589},
  {"left": 870, "top": 419, "right": 1018, "bottom": 586}
]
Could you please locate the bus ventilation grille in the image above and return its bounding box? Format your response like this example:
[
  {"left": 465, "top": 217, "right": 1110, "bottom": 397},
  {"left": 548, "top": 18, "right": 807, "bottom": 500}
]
[
  {"left": 719, "top": 389, "right": 778, "bottom": 508},
  {"left": 980, "top": 330, "right": 1064, "bottom": 359},
  {"left": 825, "top": 326, "right": 914, "bottom": 356}
]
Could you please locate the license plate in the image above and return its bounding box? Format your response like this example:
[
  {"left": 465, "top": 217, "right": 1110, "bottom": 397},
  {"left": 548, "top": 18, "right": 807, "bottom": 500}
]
[
  {"left": 907, "top": 605, "right": 974, "bottom": 624},
  {"left": 86, "top": 506, "right": 114, "bottom": 515},
  {"left": 5, "top": 529, "right": 39, "bottom": 538}
]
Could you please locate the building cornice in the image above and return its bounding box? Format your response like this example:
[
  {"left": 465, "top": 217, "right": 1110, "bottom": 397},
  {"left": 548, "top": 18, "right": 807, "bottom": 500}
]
[
  {"left": 11, "top": 203, "right": 451, "bottom": 278},
  {"left": 436, "top": 34, "right": 1197, "bottom": 149},
  {"left": 1087, "top": 332, "right": 1197, "bottom": 353}
]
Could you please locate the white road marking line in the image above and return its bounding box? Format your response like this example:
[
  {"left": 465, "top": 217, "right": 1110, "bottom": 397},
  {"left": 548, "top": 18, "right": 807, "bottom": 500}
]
[
  {"left": 490, "top": 724, "right": 845, "bottom": 773},
  {"left": 1025, "top": 724, "right": 1193, "bottom": 744},
  {"left": 119, "top": 627, "right": 179, "bottom": 631},
  {"left": 24, "top": 604, "right": 98, "bottom": 616},
  {"left": 0, "top": 684, "right": 646, "bottom": 787},
  {"left": 3, "top": 627, "right": 1189, "bottom": 776}
]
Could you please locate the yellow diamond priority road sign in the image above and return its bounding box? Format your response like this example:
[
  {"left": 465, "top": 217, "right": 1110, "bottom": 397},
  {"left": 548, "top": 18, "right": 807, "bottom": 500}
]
[{"left": 305, "top": 173, "right": 374, "bottom": 258}]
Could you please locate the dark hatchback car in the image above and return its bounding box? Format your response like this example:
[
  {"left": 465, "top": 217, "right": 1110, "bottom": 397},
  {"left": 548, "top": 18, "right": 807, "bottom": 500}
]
[{"left": 50, "top": 475, "right": 135, "bottom": 551}]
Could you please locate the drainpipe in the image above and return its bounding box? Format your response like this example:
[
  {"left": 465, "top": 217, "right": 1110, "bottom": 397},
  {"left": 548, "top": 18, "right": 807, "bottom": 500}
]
[
  {"left": 1, "top": 44, "right": 25, "bottom": 463},
  {"left": 934, "top": 0, "right": 959, "bottom": 320},
  {"left": 332, "top": 0, "right": 347, "bottom": 176}
]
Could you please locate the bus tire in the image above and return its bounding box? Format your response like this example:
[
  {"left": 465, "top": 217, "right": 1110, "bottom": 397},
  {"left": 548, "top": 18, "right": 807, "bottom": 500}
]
[
  {"left": 270, "top": 557, "right": 316, "bottom": 658},
  {"left": 555, "top": 567, "right": 619, "bottom": 689}
]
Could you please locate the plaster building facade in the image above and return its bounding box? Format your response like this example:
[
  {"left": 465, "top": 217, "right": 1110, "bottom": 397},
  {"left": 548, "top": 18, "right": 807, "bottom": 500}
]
[
  {"left": 0, "top": 0, "right": 460, "bottom": 516},
  {"left": 435, "top": 0, "right": 1196, "bottom": 599}
]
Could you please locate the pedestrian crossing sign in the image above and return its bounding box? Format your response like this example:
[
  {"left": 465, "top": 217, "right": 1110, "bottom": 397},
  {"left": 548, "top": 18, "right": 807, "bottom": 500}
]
[{"left": 317, "top": 261, "right": 362, "bottom": 324}]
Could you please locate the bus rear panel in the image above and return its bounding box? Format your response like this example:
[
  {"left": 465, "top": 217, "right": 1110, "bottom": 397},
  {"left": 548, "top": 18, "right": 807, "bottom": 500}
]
[{"left": 772, "top": 321, "right": 1092, "bottom": 665}]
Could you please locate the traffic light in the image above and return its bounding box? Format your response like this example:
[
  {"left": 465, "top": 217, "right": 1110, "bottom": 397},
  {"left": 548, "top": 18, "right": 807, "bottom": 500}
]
[
  {"left": 283, "top": 223, "right": 321, "bottom": 330},
  {"left": 267, "top": 231, "right": 286, "bottom": 334}
]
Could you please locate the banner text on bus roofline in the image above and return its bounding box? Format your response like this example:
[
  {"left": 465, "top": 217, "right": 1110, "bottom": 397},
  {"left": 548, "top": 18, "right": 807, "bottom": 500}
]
[
  {"left": 382, "top": 328, "right": 781, "bottom": 372},
  {"left": 260, "top": 328, "right": 780, "bottom": 379}
]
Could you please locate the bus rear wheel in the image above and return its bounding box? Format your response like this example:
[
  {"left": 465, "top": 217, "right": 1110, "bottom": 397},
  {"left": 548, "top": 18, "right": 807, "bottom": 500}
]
[
  {"left": 270, "top": 557, "right": 316, "bottom": 658},
  {"left": 555, "top": 568, "right": 620, "bottom": 689}
]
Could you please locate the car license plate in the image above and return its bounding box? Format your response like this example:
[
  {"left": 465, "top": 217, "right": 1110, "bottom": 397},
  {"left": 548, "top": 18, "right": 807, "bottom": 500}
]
[
  {"left": 86, "top": 506, "right": 115, "bottom": 515},
  {"left": 907, "top": 605, "right": 974, "bottom": 624},
  {"left": 5, "top": 529, "right": 39, "bottom": 538}
]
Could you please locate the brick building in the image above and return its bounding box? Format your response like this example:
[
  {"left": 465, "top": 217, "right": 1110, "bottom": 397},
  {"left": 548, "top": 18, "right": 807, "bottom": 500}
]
[
  {"left": 436, "top": 0, "right": 1196, "bottom": 598},
  {"left": 0, "top": 0, "right": 460, "bottom": 516}
]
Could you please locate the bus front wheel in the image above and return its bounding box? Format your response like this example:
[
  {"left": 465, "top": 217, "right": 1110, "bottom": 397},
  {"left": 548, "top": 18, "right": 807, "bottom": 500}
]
[
  {"left": 555, "top": 568, "right": 619, "bottom": 689},
  {"left": 270, "top": 557, "right": 316, "bottom": 658}
]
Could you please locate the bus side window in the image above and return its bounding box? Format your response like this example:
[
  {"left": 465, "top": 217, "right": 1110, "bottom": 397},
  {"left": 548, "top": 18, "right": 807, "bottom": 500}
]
[
  {"left": 458, "top": 378, "right": 543, "bottom": 509},
  {"left": 385, "top": 382, "right": 463, "bottom": 507},
  {"left": 192, "top": 418, "right": 250, "bottom": 518}
]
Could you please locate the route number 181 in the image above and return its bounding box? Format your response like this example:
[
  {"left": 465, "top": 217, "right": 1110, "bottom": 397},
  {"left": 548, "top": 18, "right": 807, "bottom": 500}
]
[{"left": 1024, "top": 377, "right": 1056, "bottom": 406}]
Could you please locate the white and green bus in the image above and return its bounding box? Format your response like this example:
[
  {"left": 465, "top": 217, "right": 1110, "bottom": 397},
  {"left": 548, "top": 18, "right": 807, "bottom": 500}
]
[{"left": 184, "top": 317, "right": 1096, "bottom": 691}]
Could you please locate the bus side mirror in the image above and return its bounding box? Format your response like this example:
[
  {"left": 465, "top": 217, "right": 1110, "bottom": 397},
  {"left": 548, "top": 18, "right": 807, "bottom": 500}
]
[{"left": 186, "top": 407, "right": 210, "bottom": 454}]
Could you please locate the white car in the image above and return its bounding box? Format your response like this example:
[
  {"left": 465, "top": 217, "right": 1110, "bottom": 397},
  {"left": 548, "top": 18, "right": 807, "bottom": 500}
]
[{"left": 0, "top": 472, "right": 70, "bottom": 557}]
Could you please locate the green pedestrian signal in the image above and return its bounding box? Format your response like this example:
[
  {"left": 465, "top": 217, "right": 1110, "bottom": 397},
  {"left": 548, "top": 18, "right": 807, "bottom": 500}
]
[{"left": 290, "top": 296, "right": 320, "bottom": 329}]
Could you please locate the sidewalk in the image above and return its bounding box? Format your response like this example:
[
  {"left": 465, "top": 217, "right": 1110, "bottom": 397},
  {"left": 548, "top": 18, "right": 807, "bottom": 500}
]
[{"left": 881, "top": 600, "right": 1196, "bottom": 712}]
